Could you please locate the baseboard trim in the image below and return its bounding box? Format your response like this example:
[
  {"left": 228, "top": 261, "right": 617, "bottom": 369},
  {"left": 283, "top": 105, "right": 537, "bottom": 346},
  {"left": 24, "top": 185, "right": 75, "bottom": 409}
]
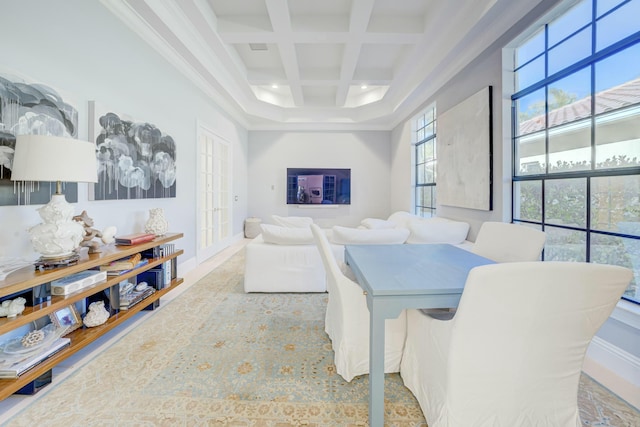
[
  {"left": 583, "top": 336, "right": 640, "bottom": 410},
  {"left": 177, "top": 232, "right": 245, "bottom": 279}
]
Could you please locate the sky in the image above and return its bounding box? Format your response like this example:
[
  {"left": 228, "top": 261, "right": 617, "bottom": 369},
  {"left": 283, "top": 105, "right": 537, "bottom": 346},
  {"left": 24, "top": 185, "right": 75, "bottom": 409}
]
[{"left": 514, "top": 0, "right": 639, "bottom": 111}]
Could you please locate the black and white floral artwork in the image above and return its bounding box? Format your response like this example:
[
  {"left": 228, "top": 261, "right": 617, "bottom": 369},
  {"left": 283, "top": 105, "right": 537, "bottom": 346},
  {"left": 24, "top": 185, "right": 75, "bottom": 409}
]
[
  {"left": 88, "top": 101, "right": 176, "bottom": 200},
  {"left": 0, "top": 73, "right": 79, "bottom": 205}
]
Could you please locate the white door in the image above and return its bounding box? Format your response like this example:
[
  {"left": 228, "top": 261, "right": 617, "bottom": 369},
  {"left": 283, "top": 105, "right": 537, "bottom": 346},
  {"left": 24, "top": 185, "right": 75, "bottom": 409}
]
[{"left": 197, "top": 126, "right": 231, "bottom": 263}]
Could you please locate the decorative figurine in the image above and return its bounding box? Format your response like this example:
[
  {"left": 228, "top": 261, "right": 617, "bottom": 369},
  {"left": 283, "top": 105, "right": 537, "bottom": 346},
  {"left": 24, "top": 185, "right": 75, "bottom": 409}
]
[
  {"left": 101, "top": 226, "right": 117, "bottom": 244},
  {"left": 72, "top": 211, "right": 117, "bottom": 253},
  {"left": 145, "top": 208, "right": 169, "bottom": 236},
  {"left": 83, "top": 301, "right": 110, "bottom": 327},
  {"left": 0, "top": 297, "right": 26, "bottom": 318}
]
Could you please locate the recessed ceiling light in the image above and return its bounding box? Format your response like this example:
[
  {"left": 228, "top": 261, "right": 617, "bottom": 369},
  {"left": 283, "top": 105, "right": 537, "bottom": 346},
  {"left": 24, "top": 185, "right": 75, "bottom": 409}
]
[
  {"left": 271, "top": 84, "right": 279, "bottom": 89},
  {"left": 361, "top": 84, "right": 368, "bottom": 90}
]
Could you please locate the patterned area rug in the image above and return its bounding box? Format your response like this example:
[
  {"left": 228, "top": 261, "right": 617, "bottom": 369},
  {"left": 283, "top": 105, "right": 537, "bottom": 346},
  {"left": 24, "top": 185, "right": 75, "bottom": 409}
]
[{"left": 3, "top": 250, "right": 639, "bottom": 426}]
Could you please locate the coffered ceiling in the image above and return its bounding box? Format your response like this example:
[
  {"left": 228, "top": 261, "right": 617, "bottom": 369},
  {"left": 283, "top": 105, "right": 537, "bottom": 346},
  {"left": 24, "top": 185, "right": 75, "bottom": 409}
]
[{"left": 101, "top": 0, "right": 542, "bottom": 130}]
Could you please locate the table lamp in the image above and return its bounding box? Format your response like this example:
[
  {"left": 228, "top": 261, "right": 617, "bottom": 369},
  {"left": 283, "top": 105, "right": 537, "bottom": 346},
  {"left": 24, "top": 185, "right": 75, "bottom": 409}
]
[{"left": 11, "top": 134, "right": 98, "bottom": 260}]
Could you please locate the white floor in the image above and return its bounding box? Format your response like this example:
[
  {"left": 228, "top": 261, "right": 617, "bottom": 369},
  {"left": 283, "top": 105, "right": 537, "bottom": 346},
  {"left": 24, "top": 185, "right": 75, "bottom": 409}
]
[{"left": 0, "top": 239, "right": 248, "bottom": 424}]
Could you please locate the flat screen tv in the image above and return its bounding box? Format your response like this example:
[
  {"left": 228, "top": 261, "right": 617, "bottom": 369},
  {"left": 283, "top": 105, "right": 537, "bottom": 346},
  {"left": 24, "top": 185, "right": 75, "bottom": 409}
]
[{"left": 286, "top": 168, "right": 351, "bottom": 205}]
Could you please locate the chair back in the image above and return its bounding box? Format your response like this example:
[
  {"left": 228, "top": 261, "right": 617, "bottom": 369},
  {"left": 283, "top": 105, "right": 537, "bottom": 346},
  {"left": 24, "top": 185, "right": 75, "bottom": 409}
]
[
  {"left": 447, "top": 261, "right": 632, "bottom": 424},
  {"left": 311, "top": 224, "right": 407, "bottom": 381},
  {"left": 471, "top": 221, "right": 545, "bottom": 262},
  {"left": 310, "top": 224, "right": 344, "bottom": 286}
]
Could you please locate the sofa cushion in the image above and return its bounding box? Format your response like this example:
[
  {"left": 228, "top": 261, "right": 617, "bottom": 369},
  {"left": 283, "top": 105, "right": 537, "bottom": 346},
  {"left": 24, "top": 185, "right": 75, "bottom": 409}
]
[
  {"left": 260, "top": 224, "right": 314, "bottom": 245},
  {"left": 330, "top": 226, "right": 410, "bottom": 245},
  {"left": 271, "top": 215, "right": 313, "bottom": 228},
  {"left": 360, "top": 218, "right": 396, "bottom": 229},
  {"left": 406, "top": 218, "right": 470, "bottom": 244},
  {"left": 386, "top": 211, "right": 418, "bottom": 229}
]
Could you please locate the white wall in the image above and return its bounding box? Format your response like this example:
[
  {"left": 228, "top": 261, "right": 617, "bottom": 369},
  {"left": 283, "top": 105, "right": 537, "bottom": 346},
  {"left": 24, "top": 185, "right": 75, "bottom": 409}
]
[
  {"left": 0, "top": 0, "right": 249, "bottom": 267},
  {"left": 248, "top": 131, "right": 391, "bottom": 228},
  {"left": 390, "top": 48, "right": 508, "bottom": 241},
  {"left": 389, "top": 123, "right": 413, "bottom": 215}
]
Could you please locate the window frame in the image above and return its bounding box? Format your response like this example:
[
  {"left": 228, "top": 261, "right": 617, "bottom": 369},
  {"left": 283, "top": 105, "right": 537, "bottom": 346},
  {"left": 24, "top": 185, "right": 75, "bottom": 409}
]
[
  {"left": 510, "top": 0, "right": 640, "bottom": 304},
  {"left": 413, "top": 105, "right": 437, "bottom": 218}
]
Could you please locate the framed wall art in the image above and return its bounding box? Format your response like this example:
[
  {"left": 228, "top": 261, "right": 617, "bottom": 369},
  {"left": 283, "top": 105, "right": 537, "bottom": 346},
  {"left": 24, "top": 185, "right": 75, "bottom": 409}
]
[
  {"left": 436, "top": 86, "right": 493, "bottom": 211},
  {"left": 88, "top": 101, "right": 177, "bottom": 200},
  {"left": 0, "top": 71, "right": 79, "bottom": 206}
]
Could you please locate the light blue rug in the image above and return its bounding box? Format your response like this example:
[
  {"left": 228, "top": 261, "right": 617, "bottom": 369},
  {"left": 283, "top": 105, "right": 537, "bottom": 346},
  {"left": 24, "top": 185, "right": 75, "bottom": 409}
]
[{"left": 149, "top": 291, "right": 411, "bottom": 402}]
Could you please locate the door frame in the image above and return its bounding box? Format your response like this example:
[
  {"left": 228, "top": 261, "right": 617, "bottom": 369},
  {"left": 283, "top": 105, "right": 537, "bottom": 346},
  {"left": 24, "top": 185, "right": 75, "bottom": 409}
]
[{"left": 195, "top": 122, "right": 233, "bottom": 264}]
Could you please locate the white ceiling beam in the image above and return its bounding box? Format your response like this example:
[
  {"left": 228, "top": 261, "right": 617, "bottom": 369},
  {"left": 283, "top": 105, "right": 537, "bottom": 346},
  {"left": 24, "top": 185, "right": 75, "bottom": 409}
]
[
  {"left": 264, "top": 0, "right": 304, "bottom": 106},
  {"left": 100, "top": 0, "right": 553, "bottom": 131},
  {"left": 335, "top": 0, "right": 376, "bottom": 107},
  {"left": 384, "top": 0, "right": 475, "bottom": 108},
  {"left": 99, "top": 0, "right": 250, "bottom": 127},
  {"left": 218, "top": 32, "right": 422, "bottom": 44},
  {"left": 181, "top": 0, "right": 255, "bottom": 99},
  {"left": 387, "top": 0, "right": 545, "bottom": 129}
]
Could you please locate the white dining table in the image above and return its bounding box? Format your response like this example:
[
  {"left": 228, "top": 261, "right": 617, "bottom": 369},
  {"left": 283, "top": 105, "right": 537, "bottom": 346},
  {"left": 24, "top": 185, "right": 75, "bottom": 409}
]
[{"left": 344, "top": 243, "right": 495, "bottom": 427}]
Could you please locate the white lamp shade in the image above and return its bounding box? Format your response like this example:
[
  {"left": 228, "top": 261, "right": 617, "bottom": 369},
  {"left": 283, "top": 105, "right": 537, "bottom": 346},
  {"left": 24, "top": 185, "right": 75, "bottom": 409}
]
[{"left": 11, "top": 134, "right": 98, "bottom": 183}]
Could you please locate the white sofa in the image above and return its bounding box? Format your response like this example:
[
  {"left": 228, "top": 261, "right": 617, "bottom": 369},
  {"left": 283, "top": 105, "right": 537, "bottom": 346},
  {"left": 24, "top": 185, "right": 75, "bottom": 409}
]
[
  {"left": 244, "top": 232, "right": 342, "bottom": 292},
  {"left": 243, "top": 212, "right": 473, "bottom": 293}
]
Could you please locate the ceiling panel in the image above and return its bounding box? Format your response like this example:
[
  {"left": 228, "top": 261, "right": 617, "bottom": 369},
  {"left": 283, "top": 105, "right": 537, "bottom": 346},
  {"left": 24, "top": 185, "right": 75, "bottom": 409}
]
[{"left": 103, "top": 0, "right": 547, "bottom": 129}]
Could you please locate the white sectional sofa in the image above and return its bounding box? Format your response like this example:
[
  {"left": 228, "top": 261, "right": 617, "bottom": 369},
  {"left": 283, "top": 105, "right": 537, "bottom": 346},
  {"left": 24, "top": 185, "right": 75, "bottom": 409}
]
[
  {"left": 244, "top": 232, "right": 342, "bottom": 293},
  {"left": 243, "top": 212, "right": 473, "bottom": 293}
]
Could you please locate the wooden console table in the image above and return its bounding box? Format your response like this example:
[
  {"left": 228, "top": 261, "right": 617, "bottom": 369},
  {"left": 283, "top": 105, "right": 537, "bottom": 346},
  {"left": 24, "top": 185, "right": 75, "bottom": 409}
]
[{"left": 0, "top": 233, "right": 184, "bottom": 399}]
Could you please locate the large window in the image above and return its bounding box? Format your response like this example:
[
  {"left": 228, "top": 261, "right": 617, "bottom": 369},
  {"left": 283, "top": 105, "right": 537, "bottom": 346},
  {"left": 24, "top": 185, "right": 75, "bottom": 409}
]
[
  {"left": 414, "top": 105, "right": 437, "bottom": 217},
  {"left": 511, "top": 0, "right": 640, "bottom": 304}
]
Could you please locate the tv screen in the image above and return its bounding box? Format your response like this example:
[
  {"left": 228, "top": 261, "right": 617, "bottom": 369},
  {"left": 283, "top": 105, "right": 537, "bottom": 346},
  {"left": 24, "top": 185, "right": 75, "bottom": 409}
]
[{"left": 287, "top": 168, "right": 351, "bottom": 205}]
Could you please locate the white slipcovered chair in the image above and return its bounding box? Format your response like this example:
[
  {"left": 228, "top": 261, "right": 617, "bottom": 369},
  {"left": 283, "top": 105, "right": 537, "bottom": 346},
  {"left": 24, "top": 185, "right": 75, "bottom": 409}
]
[
  {"left": 471, "top": 221, "right": 546, "bottom": 262},
  {"left": 400, "top": 261, "right": 632, "bottom": 427},
  {"left": 310, "top": 224, "right": 407, "bottom": 382}
]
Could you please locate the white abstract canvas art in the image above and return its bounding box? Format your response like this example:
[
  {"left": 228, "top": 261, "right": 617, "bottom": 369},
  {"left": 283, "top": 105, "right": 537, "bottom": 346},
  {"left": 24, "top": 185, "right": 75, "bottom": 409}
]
[
  {"left": 88, "top": 101, "right": 176, "bottom": 201},
  {"left": 437, "top": 86, "right": 493, "bottom": 211}
]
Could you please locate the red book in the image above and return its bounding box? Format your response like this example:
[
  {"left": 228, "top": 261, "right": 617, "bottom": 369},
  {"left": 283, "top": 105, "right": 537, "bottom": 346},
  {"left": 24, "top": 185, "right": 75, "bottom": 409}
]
[{"left": 115, "top": 233, "right": 156, "bottom": 245}]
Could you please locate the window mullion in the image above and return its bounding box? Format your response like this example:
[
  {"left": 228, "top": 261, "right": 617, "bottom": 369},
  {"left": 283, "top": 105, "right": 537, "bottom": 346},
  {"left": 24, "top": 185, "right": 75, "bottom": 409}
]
[{"left": 510, "top": 0, "right": 640, "bottom": 303}]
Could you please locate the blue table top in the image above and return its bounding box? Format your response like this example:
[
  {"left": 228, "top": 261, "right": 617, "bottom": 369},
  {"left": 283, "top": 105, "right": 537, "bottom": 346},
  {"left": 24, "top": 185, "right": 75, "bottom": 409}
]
[{"left": 344, "top": 244, "right": 495, "bottom": 297}]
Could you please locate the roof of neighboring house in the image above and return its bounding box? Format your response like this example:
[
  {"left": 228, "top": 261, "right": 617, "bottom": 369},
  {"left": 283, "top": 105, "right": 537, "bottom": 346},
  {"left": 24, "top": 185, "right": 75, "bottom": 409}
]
[{"left": 519, "top": 77, "right": 640, "bottom": 135}]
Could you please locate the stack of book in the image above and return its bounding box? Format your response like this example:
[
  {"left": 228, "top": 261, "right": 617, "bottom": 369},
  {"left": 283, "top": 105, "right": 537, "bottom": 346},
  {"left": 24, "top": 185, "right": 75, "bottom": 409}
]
[
  {"left": 0, "top": 337, "right": 71, "bottom": 379},
  {"left": 141, "top": 243, "right": 175, "bottom": 259},
  {"left": 120, "top": 285, "right": 156, "bottom": 310},
  {"left": 138, "top": 268, "right": 166, "bottom": 290},
  {"left": 115, "top": 233, "right": 156, "bottom": 246},
  {"left": 99, "top": 253, "right": 149, "bottom": 276}
]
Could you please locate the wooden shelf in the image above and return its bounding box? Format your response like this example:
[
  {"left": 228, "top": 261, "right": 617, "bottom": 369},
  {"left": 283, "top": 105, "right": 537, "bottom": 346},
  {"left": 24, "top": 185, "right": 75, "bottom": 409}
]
[
  {"left": 0, "top": 233, "right": 184, "bottom": 400},
  {"left": 0, "top": 250, "right": 183, "bottom": 336},
  {"left": 0, "top": 233, "right": 183, "bottom": 296}
]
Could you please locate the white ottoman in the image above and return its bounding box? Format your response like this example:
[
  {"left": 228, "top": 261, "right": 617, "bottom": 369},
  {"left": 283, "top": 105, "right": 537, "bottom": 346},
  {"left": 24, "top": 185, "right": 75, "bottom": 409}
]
[{"left": 244, "top": 217, "right": 262, "bottom": 238}]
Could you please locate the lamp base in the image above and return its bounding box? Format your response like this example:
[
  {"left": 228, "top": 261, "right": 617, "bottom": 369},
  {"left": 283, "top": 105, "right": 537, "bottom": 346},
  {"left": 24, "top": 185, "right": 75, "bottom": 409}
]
[{"left": 28, "top": 194, "right": 85, "bottom": 259}]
